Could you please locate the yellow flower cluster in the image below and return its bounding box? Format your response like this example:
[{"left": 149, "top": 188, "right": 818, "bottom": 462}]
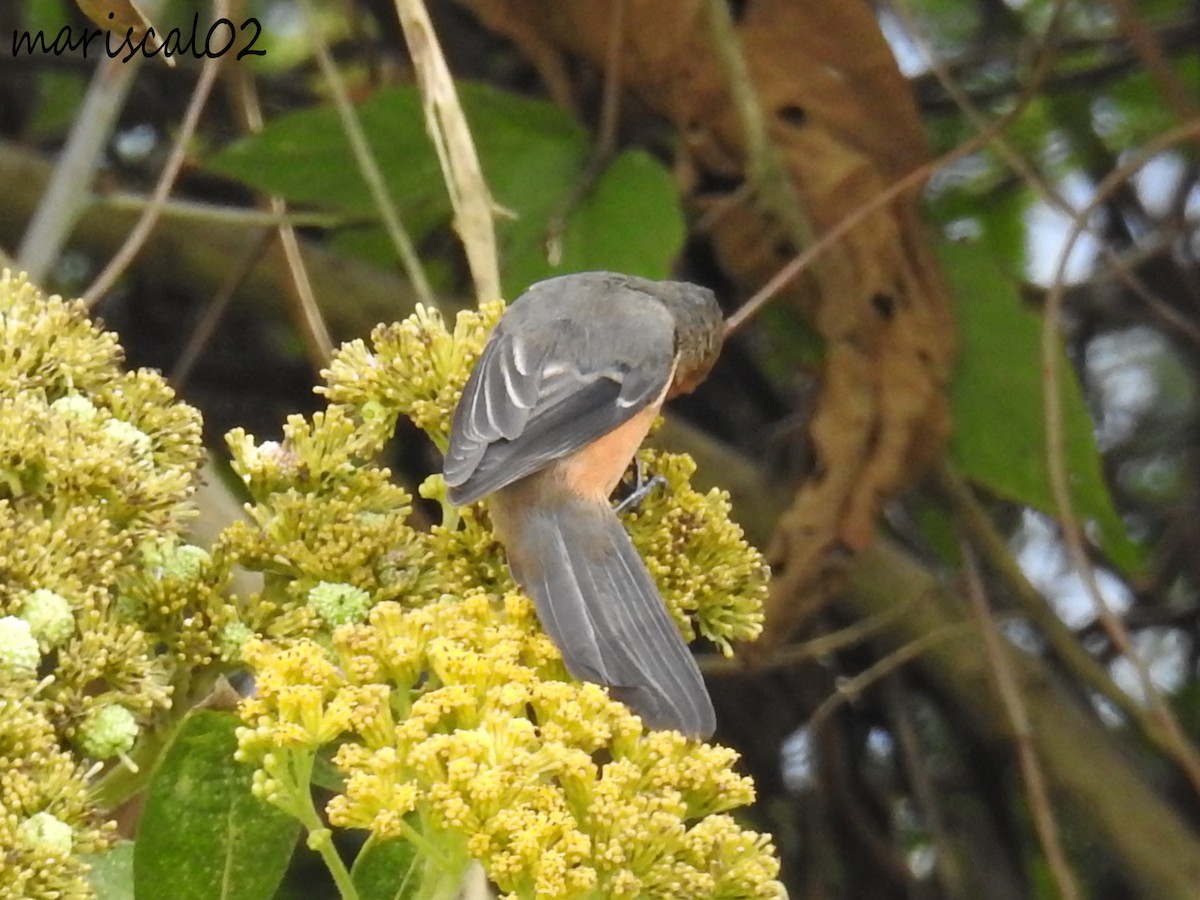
[
  {"left": 218, "top": 405, "right": 423, "bottom": 646},
  {"left": 624, "top": 451, "right": 767, "bottom": 653},
  {"left": 0, "top": 270, "right": 209, "bottom": 898},
  {"left": 319, "top": 301, "right": 504, "bottom": 451},
  {"left": 231, "top": 301, "right": 783, "bottom": 898},
  {"left": 238, "top": 593, "right": 783, "bottom": 899}
]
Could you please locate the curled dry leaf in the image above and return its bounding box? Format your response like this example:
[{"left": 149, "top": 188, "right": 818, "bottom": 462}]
[{"left": 457, "top": 0, "right": 957, "bottom": 647}]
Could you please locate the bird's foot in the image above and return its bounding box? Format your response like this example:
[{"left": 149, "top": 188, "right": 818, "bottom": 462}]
[{"left": 614, "top": 456, "right": 666, "bottom": 513}]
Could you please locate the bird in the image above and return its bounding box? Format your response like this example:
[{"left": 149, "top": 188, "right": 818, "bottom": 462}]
[{"left": 443, "top": 271, "right": 724, "bottom": 739}]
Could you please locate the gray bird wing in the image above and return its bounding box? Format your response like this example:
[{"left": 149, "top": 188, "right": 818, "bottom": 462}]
[{"left": 443, "top": 276, "right": 676, "bottom": 506}]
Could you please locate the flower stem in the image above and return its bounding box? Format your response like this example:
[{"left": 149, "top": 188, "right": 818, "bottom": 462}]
[
  {"left": 415, "top": 852, "right": 469, "bottom": 900},
  {"left": 281, "top": 749, "right": 360, "bottom": 900}
]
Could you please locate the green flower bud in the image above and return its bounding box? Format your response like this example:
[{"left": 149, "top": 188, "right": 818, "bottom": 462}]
[
  {"left": 141, "top": 538, "right": 211, "bottom": 582},
  {"left": 17, "top": 811, "right": 74, "bottom": 855},
  {"left": 307, "top": 581, "right": 372, "bottom": 627},
  {"left": 0, "top": 616, "right": 40, "bottom": 679},
  {"left": 78, "top": 703, "right": 139, "bottom": 759},
  {"left": 166, "top": 544, "right": 211, "bottom": 580},
  {"left": 49, "top": 394, "right": 98, "bottom": 421},
  {"left": 360, "top": 400, "right": 389, "bottom": 423},
  {"left": 103, "top": 417, "right": 153, "bottom": 454},
  {"left": 219, "top": 621, "right": 255, "bottom": 661},
  {"left": 114, "top": 593, "right": 146, "bottom": 622},
  {"left": 418, "top": 473, "right": 446, "bottom": 502},
  {"left": 19, "top": 588, "right": 75, "bottom": 650}
]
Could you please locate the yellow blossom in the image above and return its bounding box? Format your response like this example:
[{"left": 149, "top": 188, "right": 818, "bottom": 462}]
[
  {"left": 241, "top": 594, "right": 783, "bottom": 899},
  {"left": 625, "top": 450, "right": 768, "bottom": 653},
  {"left": 319, "top": 301, "right": 505, "bottom": 450}
]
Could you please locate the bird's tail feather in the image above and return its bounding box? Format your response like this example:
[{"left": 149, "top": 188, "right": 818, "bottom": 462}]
[{"left": 509, "top": 496, "right": 715, "bottom": 739}]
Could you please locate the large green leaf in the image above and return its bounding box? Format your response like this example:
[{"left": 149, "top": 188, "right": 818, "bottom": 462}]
[
  {"left": 206, "top": 83, "right": 685, "bottom": 296},
  {"left": 352, "top": 837, "right": 421, "bottom": 900},
  {"left": 502, "top": 148, "right": 686, "bottom": 294},
  {"left": 133, "top": 710, "right": 299, "bottom": 900},
  {"left": 208, "top": 87, "right": 445, "bottom": 227},
  {"left": 942, "top": 240, "right": 1142, "bottom": 573}
]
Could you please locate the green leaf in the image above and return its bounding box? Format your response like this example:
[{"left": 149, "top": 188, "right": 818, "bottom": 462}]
[
  {"left": 206, "top": 83, "right": 685, "bottom": 295},
  {"left": 504, "top": 149, "right": 686, "bottom": 296},
  {"left": 929, "top": 183, "right": 1032, "bottom": 276},
  {"left": 86, "top": 840, "right": 135, "bottom": 900},
  {"left": 134, "top": 710, "right": 299, "bottom": 900},
  {"left": 909, "top": 494, "right": 962, "bottom": 568},
  {"left": 941, "top": 240, "right": 1142, "bottom": 573},
  {"left": 208, "top": 87, "right": 443, "bottom": 221},
  {"left": 310, "top": 745, "right": 346, "bottom": 793},
  {"left": 352, "top": 837, "right": 422, "bottom": 900},
  {"left": 1103, "top": 59, "right": 1200, "bottom": 152}
]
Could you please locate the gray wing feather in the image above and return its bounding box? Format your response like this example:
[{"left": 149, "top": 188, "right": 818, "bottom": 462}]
[{"left": 443, "top": 330, "right": 544, "bottom": 490}]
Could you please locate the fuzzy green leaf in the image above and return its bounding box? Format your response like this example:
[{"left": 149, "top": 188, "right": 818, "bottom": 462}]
[
  {"left": 504, "top": 148, "right": 686, "bottom": 296},
  {"left": 134, "top": 710, "right": 298, "bottom": 900},
  {"left": 352, "top": 838, "right": 422, "bottom": 900}
]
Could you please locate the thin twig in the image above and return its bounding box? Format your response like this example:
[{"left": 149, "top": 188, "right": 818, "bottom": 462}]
[
  {"left": 1092, "top": 231, "right": 1200, "bottom": 351},
  {"left": 82, "top": 6, "right": 228, "bottom": 308},
  {"left": 300, "top": 0, "right": 437, "bottom": 311},
  {"left": 394, "top": 0, "right": 501, "bottom": 305},
  {"left": 274, "top": 195, "right": 335, "bottom": 363},
  {"left": 960, "top": 540, "right": 1082, "bottom": 900},
  {"left": 1041, "top": 114, "right": 1200, "bottom": 799},
  {"left": 18, "top": 55, "right": 140, "bottom": 282},
  {"left": 228, "top": 62, "right": 334, "bottom": 365},
  {"left": 95, "top": 194, "right": 352, "bottom": 229},
  {"left": 808, "top": 623, "right": 976, "bottom": 731}
]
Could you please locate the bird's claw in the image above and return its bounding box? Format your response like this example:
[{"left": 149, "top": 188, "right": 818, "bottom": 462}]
[{"left": 615, "top": 456, "right": 666, "bottom": 513}]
